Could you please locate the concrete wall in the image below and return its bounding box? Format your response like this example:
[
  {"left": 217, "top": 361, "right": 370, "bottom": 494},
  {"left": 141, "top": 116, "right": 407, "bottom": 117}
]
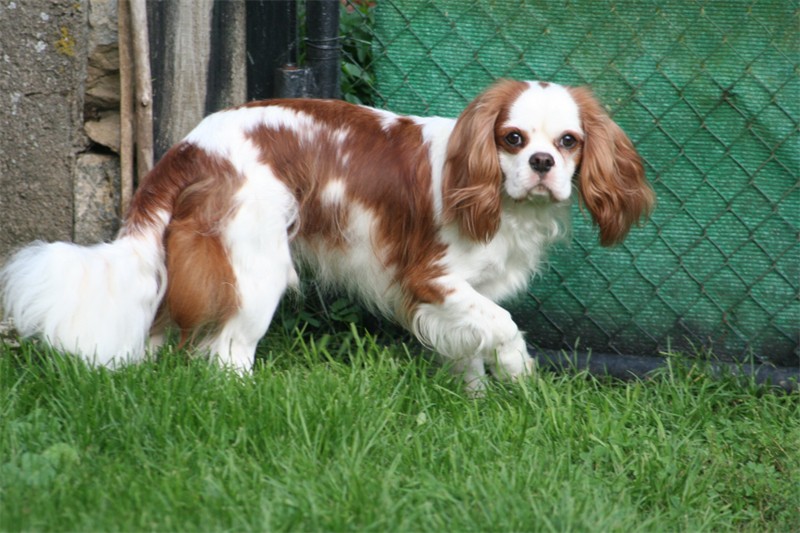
[{"left": 0, "top": 0, "right": 89, "bottom": 261}]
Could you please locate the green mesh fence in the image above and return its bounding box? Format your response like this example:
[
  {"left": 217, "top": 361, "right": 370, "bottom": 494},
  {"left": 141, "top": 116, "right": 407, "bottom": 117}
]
[{"left": 348, "top": 0, "right": 799, "bottom": 365}]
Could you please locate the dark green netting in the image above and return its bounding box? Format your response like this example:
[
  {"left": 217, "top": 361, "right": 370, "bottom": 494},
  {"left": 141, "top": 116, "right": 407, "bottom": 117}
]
[{"left": 368, "top": 0, "right": 798, "bottom": 365}]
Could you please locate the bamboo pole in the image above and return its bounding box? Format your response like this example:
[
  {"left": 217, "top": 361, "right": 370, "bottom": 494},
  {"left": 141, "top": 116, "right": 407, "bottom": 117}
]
[
  {"left": 118, "top": 0, "right": 134, "bottom": 217},
  {"left": 129, "top": 0, "right": 154, "bottom": 181}
]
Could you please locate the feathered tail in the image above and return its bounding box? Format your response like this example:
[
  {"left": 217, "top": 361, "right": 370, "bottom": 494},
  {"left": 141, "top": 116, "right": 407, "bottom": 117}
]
[
  {"left": 0, "top": 141, "right": 200, "bottom": 367},
  {"left": 1, "top": 229, "right": 167, "bottom": 367},
  {"left": 2, "top": 126, "right": 252, "bottom": 368}
]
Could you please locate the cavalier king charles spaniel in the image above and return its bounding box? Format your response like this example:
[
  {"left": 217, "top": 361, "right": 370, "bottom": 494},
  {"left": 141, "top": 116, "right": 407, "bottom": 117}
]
[{"left": 2, "top": 80, "right": 654, "bottom": 390}]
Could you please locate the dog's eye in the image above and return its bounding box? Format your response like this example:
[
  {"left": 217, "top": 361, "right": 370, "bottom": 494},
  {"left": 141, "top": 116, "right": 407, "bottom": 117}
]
[
  {"left": 504, "top": 132, "right": 523, "bottom": 146},
  {"left": 560, "top": 134, "right": 578, "bottom": 149}
]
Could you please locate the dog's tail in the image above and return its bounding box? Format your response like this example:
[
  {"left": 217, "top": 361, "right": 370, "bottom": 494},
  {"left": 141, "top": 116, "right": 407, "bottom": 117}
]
[
  {"left": 0, "top": 140, "right": 229, "bottom": 367},
  {"left": 1, "top": 231, "right": 167, "bottom": 367}
]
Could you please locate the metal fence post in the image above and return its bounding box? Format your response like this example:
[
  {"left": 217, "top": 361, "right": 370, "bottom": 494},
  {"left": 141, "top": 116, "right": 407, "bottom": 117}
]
[{"left": 306, "top": 0, "right": 341, "bottom": 99}]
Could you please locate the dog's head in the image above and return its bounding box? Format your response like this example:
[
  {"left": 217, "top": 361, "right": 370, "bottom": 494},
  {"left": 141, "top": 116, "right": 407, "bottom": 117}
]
[{"left": 443, "top": 79, "right": 655, "bottom": 246}]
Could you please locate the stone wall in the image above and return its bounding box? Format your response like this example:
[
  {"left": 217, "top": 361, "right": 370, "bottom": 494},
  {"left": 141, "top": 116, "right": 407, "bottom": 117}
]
[{"left": 78, "top": 0, "right": 122, "bottom": 245}]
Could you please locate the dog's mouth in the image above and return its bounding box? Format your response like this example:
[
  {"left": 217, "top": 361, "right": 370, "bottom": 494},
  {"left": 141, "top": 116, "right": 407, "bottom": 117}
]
[
  {"left": 526, "top": 184, "right": 551, "bottom": 199},
  {"left": 519, "top": 183, "right": 559, "bottom": 204},
  {"left": 505, "top": 174, "right": 569, "bottom": 205}
]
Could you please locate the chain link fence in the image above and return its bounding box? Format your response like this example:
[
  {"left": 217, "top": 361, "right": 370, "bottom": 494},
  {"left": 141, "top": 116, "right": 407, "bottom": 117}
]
[{"left": 336, "top": 0, "right": 799, "bottom": 366}]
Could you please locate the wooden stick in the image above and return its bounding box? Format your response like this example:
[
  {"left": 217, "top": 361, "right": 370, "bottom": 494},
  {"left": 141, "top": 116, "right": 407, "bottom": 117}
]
[
  {"left": 129, "top": 0, "right": 154, "bottom": 181},
  {"left": 118, "top": 0, "right": 134, "bottom": 217}
]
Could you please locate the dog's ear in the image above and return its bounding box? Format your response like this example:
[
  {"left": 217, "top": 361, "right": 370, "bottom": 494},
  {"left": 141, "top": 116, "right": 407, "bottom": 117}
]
[
  {"left": 443, "top": 80, "right": 527, "bottom": 242},
  {"left": 569, "top": 87, "right": 655, "bottom": 246}
]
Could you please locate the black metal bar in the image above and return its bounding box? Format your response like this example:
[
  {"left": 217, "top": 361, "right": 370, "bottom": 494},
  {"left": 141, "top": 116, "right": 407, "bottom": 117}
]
[
  {"left": 145, "top": 0, "right": 169, "bottom": 160},
  {"left": 532, "top": 348, "right": 799, "bottom": 393},
  {"left": 246, "top": 0, "right": 299, "bottom": 100},
  {"left": 206, "top": 0, "right": 245, "bottom": 113},
  {"left": 275, "top": 65, "right": 311, "bottom": 98},
  {"left": 305, "top": 0, "right": 341, "bottom": 99}
]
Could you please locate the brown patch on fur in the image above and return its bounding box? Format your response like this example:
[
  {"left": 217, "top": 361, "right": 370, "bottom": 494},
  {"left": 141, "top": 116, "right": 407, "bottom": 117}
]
[
  {"left": 568, "top": 87, "right": 655, "bottom": 246},
  {"left": 123, "top": 142, "right": 242, "bottom": 344},
  {"left": 121, "top": 143, "right": 203, "bottom": 233},
  {"left": 165, "top": 162, "right": 241, "bottom": 344},
  {"left": 244, "top": 99, "right": 451, "bottom": 318},
  {"left": 441, "top": 79, "right": 529, "bottom": 242}
]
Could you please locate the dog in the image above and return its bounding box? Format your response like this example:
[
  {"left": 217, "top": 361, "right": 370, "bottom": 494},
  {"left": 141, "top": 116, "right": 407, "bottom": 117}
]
[{"left": 1, "top": 79, "right": 654, "bottom": 390}]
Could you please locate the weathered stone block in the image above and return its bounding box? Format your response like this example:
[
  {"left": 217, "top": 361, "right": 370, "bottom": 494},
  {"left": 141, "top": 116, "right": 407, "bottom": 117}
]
[
  {"left": 74, "top": 152, "right": 121, "bottom": 245},
  {"left": 85, "top": 111, "right": 121, "bottom": 153}
]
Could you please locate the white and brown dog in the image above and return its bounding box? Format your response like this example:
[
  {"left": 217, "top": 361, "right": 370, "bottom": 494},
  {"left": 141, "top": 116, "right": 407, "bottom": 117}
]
[{"left": 1, "top": 80, "right": 654, "bottom": 389}]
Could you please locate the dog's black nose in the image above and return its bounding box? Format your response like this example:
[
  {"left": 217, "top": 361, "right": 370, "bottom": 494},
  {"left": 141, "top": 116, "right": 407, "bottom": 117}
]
[{"left": 530, "top": 152, "right": 555, "bottom": 174}]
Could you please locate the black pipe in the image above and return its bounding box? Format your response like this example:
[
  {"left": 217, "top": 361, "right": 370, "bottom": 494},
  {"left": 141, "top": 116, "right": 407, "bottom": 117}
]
[
  {"left": 247, "top": 0, "right": 299, "bottom": 99},
  {"left": 276, "top": 65, "right": 310, "bottom": 98},
  {"left": 305, "top": 0, "right": 341, "bottom": 99},
  {"left": 531, "top": 348, "right": 799, "bottom": 393},
  {"left": 206, "top": 0, "right": 245, "bottom": 113}
]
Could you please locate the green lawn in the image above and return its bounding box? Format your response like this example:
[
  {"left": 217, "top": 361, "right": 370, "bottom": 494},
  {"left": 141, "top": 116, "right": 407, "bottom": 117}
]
[{"left": 1, "top": 326, "right": 798, "bottom": 532}]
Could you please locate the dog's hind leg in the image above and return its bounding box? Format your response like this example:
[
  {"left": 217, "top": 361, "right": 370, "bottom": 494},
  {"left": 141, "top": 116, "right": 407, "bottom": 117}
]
[{"left": 198, "top": 174, "right": 298, "bottom": 373}]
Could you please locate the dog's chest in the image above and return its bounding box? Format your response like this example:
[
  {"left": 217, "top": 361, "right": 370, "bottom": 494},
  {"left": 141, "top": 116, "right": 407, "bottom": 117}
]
[
  {"left": 465, "top": 238, "right": 543, "bottom": 302},
  {"left": 443, "top": 203, "right": 571, "bottom": 302}
]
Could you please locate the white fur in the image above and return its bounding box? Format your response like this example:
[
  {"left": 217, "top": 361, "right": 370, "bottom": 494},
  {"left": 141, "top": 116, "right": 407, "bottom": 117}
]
[
  {"left": 293, "top": 203, "right": 399, "bottom": 319},
  {"left": 320, "top": 179, "right": 347, "bottom": 207},
  {"left": 185, "top": 105, "right": 320, "bottom": 163},
  {"left": 439, "top": 198, "right": 571, "bottom": 302},
  {"left": 411, "top": 278, "right": 532, "bottom": 392},
  {"left": 417, "top": 115, "right": 457, "bottom": 220},
  {"left": 1, "top": 231, "right": 166, "bottom": 367}
]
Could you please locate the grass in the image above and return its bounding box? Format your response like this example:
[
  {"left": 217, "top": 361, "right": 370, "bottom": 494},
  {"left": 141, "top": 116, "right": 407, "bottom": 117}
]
[{"left": 1, "top": 325, "right": 798, "bottom": 532}]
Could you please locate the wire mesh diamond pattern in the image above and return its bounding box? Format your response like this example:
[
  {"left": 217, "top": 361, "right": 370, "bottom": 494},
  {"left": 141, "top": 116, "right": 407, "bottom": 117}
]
[{"left": 361, "top": 0, "right": 798, "bottom": 364}]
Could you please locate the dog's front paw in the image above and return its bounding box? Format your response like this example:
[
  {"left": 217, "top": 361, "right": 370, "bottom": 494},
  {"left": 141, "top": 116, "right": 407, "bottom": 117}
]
[{"left": 489, "top": 331, "right": 535, "bottom": 382}]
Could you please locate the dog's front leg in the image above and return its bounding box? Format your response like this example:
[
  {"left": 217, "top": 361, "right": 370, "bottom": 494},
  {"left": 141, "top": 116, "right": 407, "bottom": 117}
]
[{"left": 411, "top": 280, "right": 534, "bottom": 391}]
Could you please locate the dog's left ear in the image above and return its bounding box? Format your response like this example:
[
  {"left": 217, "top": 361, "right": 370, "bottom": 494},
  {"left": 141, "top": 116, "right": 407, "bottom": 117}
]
[
  {"left": 443, "top": 80, "right": 528, "bottom": 242},
  {"left": 569, "top": 87, "right": 655, "bottom": 246}
]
